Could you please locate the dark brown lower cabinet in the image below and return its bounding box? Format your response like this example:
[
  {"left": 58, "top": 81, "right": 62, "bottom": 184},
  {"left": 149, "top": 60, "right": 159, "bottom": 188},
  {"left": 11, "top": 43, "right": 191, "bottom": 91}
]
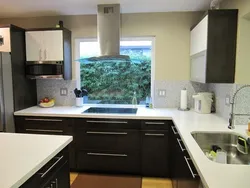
[
  {"left": 170, "top": 124, "right": 200, "bottom": 188},
  {"left": 14, "top": 116, "right": 76, "bottom": 170},
  {"left": 21, "top": 147, "right": 70, "bottom": 188},
  {"left": 141, "top": 130, "right": 169, "bottom": 177},
  {"left": 15, "top": 116, "right": 201, "bottom": 182},
  {"left": 76, "top": 150, "right": 140, "bottom": 174}
]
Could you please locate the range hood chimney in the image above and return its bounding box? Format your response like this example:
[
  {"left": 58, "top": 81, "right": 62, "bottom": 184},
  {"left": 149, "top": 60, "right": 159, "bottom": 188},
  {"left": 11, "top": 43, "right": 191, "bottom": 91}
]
[{"left": 87, "top": 4, "right": 130, "bottom": 62}]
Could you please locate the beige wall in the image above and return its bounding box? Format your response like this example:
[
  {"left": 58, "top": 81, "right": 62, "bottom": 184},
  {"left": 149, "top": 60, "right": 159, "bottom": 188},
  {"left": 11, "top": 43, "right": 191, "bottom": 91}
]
[
  {"left": 222, "top": 0, "right": 250, "bottom": 84},
  {"left": 0, "top": 12, "right": 202, "bottom": 80}
]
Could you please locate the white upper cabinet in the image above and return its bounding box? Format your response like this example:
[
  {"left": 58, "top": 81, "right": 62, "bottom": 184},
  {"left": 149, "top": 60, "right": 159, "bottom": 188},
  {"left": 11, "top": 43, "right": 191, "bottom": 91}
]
[
  {"left": 25, "top": 31, "right": 43, "bottom": 61},
  {"left": 25, "top": 30, "right": 64, "bottom": 62},
  {"left": 190, "top": 15, "right": 208, "bottom": 56},
  {"left": 43, "top": 31, "right": 63, "bottom": 61}
]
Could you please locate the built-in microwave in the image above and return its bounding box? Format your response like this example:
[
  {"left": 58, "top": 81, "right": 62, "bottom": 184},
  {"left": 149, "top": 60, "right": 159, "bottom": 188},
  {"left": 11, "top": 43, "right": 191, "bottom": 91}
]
[{"left": 26, "top": 61, "right": 63, "bottom": 79}]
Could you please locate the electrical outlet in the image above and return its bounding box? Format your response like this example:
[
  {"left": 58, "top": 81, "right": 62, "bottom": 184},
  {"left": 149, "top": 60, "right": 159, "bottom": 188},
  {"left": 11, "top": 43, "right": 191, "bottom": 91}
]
[
  {"left": 158, "top": 89, "right": 166, "bottom": 97},
  {"left": 225, "top": 95, "right": 231, "bottom": 106},
  {"left": 60, "top": 88, "right": 68, "bottom": 96}
]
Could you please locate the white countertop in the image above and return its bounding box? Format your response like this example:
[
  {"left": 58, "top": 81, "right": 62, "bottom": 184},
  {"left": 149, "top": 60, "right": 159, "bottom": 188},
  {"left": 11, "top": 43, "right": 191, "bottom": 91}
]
[
  {"left": 0, "top": 133, "right": 72, "bottom": 188},
  {"left": 14, "top": 105, "right": 250, "bottom": 188}
]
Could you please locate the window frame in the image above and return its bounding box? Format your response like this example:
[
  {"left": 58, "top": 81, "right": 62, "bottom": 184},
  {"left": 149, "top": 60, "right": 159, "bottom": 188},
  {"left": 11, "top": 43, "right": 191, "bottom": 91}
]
[{"left": 75, "top": 37, "right": 155, "bottom": 104}]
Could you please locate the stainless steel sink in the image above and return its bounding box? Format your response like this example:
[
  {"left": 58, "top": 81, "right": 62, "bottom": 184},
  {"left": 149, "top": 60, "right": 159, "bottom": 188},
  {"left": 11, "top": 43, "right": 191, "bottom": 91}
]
[{"left": 191, "top": 132, "right": 250, "bottom": 165}]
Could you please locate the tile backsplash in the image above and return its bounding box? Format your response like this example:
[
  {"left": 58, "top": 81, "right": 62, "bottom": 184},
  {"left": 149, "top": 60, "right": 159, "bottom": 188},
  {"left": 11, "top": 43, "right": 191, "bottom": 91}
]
[
  {"left": 36, "top": 79, "right": 250, "bottom": 126},
  {"left": 153, "top": 80, "right": 208, "bottom": 108},
  {"left": 209, "top": 84, "right": 250, "bottom": 125},
  {"left": 37, "top": 80, "right": 76, "bottom": 106}
]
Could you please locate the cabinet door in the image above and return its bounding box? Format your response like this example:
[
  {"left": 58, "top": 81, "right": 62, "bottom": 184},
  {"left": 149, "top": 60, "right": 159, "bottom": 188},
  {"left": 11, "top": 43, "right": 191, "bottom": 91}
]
[
  {"left": 190, "top": 51, "right": 207, "bottom": 83},
  {"left": 25, "top": 31, "right": 43, "bottom": 61},
  {"left": 54, "top": 161, "right": 70, "bottom": 188},
  {"left": 190, "top": 15, "right": 208, "bottom": 56},
  {"left": 141, "top": 130, "right": 169, "bottom": 177},
  {"left": 43, "top": 31, "right": 64, "bottom": 61}
]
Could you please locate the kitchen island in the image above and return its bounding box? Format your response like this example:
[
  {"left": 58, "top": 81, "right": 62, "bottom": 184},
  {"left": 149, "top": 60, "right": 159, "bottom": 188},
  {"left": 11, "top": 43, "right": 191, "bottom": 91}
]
[
  {"left": 14, "top": 105, "right": 250, "bottom": 188},
  {"left": 0, "top": 133, "right": 72, "bottom": 188}
]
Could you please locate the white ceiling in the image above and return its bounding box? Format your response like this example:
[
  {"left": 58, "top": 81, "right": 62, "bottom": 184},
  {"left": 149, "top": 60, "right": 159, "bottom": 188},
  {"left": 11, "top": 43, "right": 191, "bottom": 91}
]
[{"left": 0, "top": 0, "right": 212, "bottom": 18}]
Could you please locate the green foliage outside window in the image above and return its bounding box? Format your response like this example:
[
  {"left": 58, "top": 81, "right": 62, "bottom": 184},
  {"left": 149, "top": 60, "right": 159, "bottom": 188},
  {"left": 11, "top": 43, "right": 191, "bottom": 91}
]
[{"left": 79, "top": 49, "right": 151, "bottom": 104}]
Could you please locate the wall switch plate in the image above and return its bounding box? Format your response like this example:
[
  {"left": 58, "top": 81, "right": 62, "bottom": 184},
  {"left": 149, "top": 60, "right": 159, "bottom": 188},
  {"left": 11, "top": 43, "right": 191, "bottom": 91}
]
[
  {"left": 225, "top": 95, "right": 231, "bottom": 106},
  {"left": 60, "top": 88, "right": 68, "bottom": 96},
  {"left": 158, "top": 89, "right": 166, "bottom": 97}
]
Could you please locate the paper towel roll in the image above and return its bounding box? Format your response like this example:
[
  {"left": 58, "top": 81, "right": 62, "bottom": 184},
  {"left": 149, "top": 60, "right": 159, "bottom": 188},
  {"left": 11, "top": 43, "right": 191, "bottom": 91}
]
[{"left": 180, "top": 89, "right": 187, "bottom": 110}]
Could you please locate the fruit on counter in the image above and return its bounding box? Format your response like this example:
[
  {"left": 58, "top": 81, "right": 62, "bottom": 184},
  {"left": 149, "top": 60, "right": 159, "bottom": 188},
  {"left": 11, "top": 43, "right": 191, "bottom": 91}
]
[
  {"left": 43, "top": 97, "right": 50, "bottom": 103},
  {"left": 39, "top": 98, "right": 55, "bottom": 108}
]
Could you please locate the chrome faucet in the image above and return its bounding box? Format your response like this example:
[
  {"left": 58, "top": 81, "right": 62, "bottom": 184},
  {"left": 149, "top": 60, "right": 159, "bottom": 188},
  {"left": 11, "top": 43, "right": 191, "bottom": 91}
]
[{"left": 228, "top": 85, "right": 250, "bottom": 129}]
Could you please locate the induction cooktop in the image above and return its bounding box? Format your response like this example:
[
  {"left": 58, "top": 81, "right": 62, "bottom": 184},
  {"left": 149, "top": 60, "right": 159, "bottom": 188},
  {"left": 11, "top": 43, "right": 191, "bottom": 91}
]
[{"left": 83, "top": 107, "right": 138, "bottom": 114}]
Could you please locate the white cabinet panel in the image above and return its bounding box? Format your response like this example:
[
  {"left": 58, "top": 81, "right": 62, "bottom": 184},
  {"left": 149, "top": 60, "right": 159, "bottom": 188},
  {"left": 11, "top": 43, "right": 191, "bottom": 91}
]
[
  {"left": 0, "top": 28, "right": 11, "bottom": 52},
  {"left": 43, "top": 31, "right": 64, "bottom": 61},
  {"left": 190, "top": 51, "right": 207, "bottom": 83},
  {"left": 190, "top": 15, "right": 208, "bottom": 56},
  {"left": 25, "top": 31, "right": 43, "bottom": 61}
]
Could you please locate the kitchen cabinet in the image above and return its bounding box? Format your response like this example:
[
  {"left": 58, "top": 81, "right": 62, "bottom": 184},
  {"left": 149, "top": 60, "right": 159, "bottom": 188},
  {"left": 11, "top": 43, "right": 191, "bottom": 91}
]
[
  {"left": 74, "top": 118, "right": 141, "bottom": 175},
  {"left": 26, "top": 30, "right": 63, "bottom": 61},
  {"left": 21, "top": 147, "right": 70, "bottom": 188},
  {"left": 25, "top": 28, "right": 72, "bottom": 80},
  {"left": 14, "top": 116, "right": 76, "bottom": 170},
  {"left": 190, "top": 10, "right": 238, "bottom": 83},
  {"left": 170, "top": 124, "right": 200, "bottom": 188},
  {"left": 141, "top": 120, "right": 169, "bottom": 177}
]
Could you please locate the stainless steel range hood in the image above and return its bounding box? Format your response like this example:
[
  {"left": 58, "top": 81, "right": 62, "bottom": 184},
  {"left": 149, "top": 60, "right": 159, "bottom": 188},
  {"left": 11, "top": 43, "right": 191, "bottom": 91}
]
[{"left": 86, "top": 4, "right": 130, "bottom": 62}]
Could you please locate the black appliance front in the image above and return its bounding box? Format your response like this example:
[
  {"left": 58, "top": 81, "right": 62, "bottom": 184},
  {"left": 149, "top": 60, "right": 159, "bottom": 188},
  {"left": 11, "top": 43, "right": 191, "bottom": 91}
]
[{"left": 26, "top": 63, "right": 63, "bottom": 79}]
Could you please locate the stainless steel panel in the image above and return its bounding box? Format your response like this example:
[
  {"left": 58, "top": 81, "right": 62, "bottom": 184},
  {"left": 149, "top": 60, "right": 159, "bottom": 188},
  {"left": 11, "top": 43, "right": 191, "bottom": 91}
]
[
  {"left": 1, "top": 52, "right": 14, "bottom": 132},
  {"left": 0, "top": 53, "right": 5, "bottom": 131},
  {"left": 26, "top": 75, "right": 63, "bottom": 80},
  {"left": 26, "top": 61, "right": 63, "bottom": 65}
]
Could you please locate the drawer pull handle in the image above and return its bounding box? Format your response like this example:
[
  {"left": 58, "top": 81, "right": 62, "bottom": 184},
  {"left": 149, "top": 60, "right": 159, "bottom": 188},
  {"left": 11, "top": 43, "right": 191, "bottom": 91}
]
[
  {"left": 184, "top": 156, "right": 198, "bottom": 178},
  {"left": 171, "top": 126, "right": 178, "bottom": 135},
  {"left": 145, "top": 133, "right": 164, "bottom": 137},
  {"left": 39, "top": 156, "right": 64, "bottom": 178},
  {"left": 145, "top": 122, "right": 165, "bottom": 125},
  {"left": 87, "top": 120, "right": 128, "bottom": 124},
  {"left": 86, "top": 131, "right": 127, "bottom": 135},
  {"left": 25, "top": 129, "right": 63, "bottom": 133},
  {"left": 87, "top": 152, "right": 127, "bottom": 157},
  {"left": 25, "top": 118, "right": 63, "bottom": 122},
  {"left": 177, "top": 138, "right": 186, "bottom": 152}
]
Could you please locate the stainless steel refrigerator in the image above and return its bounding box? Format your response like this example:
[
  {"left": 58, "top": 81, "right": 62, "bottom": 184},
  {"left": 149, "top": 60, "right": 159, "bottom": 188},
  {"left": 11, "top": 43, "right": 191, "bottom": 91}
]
[{"left": 0, "top": 25, "right": 37, "bottom": 132}]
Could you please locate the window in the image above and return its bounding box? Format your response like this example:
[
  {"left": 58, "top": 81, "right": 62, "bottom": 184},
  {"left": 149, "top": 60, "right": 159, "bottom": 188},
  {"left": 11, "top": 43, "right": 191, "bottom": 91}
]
[{"left": 75, "top": 38, "right": 154, "bottom": 105}]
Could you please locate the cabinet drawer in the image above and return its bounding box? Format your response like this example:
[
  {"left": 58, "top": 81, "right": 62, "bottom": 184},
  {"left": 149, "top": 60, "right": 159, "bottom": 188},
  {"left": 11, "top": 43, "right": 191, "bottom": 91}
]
[
  {"left": 75, "top": 118, "right": 141, "bottom": 130},
  {"left": 141, "top": 130, "right": 169, "bottom": 177},
  {"left": 21, "top": 148, "right": 69, "bottom": 188},
  {"left": 76, "top": 150, "right": 140, "bottom": 175},
  {"left": 76, "top": 129, "right": 140, "bottom": 151},
  {"left": 142, "top": 120, "right": 170, "bottom": 130},
  {"left": 15, "top": 116, "right": 72, "bottom": 135}
]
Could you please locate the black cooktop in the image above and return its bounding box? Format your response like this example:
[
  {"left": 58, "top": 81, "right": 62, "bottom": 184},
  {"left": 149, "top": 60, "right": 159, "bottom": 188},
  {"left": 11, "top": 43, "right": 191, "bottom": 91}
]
[{"left": 83, "top": 107, "right": 138, "bottom": 114}]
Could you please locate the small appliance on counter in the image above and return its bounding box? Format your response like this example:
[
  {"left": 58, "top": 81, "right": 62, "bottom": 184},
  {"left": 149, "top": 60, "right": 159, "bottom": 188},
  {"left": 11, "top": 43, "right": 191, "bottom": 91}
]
[{"left": 193, "top": 92, "right": 213, "bottom": 114}]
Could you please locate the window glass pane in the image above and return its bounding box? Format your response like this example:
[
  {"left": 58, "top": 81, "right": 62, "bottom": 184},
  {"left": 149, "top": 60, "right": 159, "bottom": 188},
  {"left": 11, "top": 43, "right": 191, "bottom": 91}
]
[{"left": 79, "top": 39, "right": 152, "bottom": 105}]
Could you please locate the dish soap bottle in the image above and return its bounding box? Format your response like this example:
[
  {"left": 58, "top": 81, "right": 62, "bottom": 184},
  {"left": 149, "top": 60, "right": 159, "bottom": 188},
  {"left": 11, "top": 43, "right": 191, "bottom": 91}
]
[{"left": 132, "top": 91, "right": 137, "bottom": 107}]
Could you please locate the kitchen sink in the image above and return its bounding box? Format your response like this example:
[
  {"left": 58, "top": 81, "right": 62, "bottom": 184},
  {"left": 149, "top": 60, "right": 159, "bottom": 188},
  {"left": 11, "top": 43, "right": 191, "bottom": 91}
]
[{"left": 191, "top": 132, "right": 250, "bottom": 165}]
